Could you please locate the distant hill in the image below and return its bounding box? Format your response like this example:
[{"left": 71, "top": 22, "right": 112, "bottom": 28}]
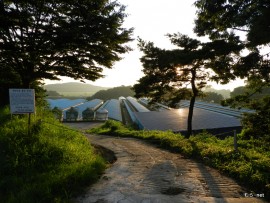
[
  {"left": 44, "top": 82, "right": 109, "bottom": 97},
  {"left": 87, "top": 86, "right": 135, "bottom": 100},
  {"left": 203, "top": 87, "right": 231, "bottom": 99}
]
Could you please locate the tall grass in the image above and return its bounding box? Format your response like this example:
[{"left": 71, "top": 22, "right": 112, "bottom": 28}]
[
  {"left": 88, "top": 120, "right": 270, "bottom": 199},
  {"left": 0, "top": 106, "right": 106, "bottom": 203}
]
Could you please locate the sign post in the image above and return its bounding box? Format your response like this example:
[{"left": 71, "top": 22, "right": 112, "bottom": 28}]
[{"left": 9, "top": 89, "right": 35, "bottom": 135}]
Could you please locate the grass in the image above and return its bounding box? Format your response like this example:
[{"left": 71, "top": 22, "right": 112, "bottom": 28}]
[
  {"left": 88, "top": 120, "right": 270, "bottom": 199},
  {"left": 0, "top": 106, "right": 106, "bottom": 203}
]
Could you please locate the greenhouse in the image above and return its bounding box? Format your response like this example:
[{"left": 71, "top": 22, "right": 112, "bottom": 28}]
[
  {"left": 95, "top": 108, "right": 109, "bottom": 121},
  {"left": 46, "top": 99, "right": 103, "bottom": 121},
  {"left": 126, "top": 96, "right": 150, "bottom": 112},
  {"left": 46, "top": 97, "right": 245, "bottom": 136},
  {"left": 100, "top": 99, "right": 122, "bottom": 121},
  {"left": 46, "top": 98, "right": 86, "bottom": 110},
  {"left": 133, "top": 107, "right": 242, "bottom": 136}
]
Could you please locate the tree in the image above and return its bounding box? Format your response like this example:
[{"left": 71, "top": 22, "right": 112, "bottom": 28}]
[
  {"left": 231, "top": 85, "right": 270, "bottom": 99},
  {"left": 230, "top": 86, "right": 247, "bottom": 98},
  {"left": 0, "top": 0, "right": 133, "bottom": 105},
  {"left": 194, "top": 0, "right": 270, "bottom": 85},
  {"left": 200, "top": 92, "right": 224, "bottom": 103},
  {"left": 87, "top": 86, "right": 135, "bottom": 100},
  {"left": 241, "top": 96, "right": 270, "bottom": 140},
  {"left": 194, "top": 0, "right": 270, "bottom": 47},
  {"left": 194, "top": 0, "right": 270, "bottom": 139},
  {"left": 203, "top": 86, "right": 231, "bottom": 98},
  {"left": 46, "top": 90, "right": 62, "bottom": 97},
  {"left": 0, "top": 65, "right": 22, "bottom": 106},
  {"left": 134, "top": 34, "right": 240, "bottom": 137}
]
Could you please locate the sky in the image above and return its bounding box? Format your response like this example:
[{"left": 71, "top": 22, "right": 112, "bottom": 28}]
[{"left": 44, "top": 0, "right": 245, "bottom": 90}]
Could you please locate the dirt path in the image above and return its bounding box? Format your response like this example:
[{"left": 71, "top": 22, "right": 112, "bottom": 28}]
[
  {"left": 66, "top": 123, "right": 266, "bottom": 203},
  {"left": 72, "top": 135, "right": 263, "bottom": 203}
]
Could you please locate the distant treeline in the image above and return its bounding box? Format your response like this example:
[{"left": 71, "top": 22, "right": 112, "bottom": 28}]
[
  {"left": 199, "top": 86, "right": 270, "bottom": 103},
  {"left": 46, "top": 90, "right": 62, "bottom": 97},
  {"left": 46, "top": 85, "right": 270, "bottom": 104},
  {"left": 87, "top": 86, "right": 135, "bottom": 100},
  {"left": 44, "top": 82, "right": 108, "bottom": 95},
  {"left": 231, "top": 86, "right": 270, "bottom": 99}
]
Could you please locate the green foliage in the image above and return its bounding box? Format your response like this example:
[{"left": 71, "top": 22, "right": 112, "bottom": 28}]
[
  {"left": 194, "top": 0, "right": 270, "bottom": 46},
  {"left": 0, "top": 106, "right": 11, "bottom": 124},
  {"left": 194, "top": 0, "right": 270, "bottom": 109},
  {"left": 0, "top": 107, "right": 106, "bottom": 203},
  {"left": 195, "top": 1, "right": 270, "bottom": 143},
  {"left": 222, "top": 83, "right": 270, "bottom": 140},
  {"left": 46, "top": 90, "right": 62, "bottom": 97},
  {"left": 230, "top": 86, "right": 270, "bottom": 100},
  {"left": 241, "top": 96, "right": 270, "bottom": 140},
  {"left": 87, "top": 86, "right": 135, "bottom": 100},
  {"left": 135, "top": 33, "right": 243, "bottom": 136},
  {"left": 51, "top": 107, "right": 63, "bottom": 121},
  {"left": 0, "top": 0, "right": 133, "bottom": 104},
  {"left": 203, "top": 86, "right": 231, "bottom": 99},
  {"left": 90, "top": 121, "right": 270, "bottom": 198},
  {"left": 135, "top": 34, "right": 214, "bottom": 103},
  {"left": 200, "top": 91, "right": 224, "bottom": 103}
]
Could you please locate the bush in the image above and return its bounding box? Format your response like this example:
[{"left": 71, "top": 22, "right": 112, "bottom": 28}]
[{"left": 241, "top": 96, "right": 270, "bottom": 141}]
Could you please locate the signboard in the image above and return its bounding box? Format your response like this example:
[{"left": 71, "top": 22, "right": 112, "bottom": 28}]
[{"left": 9, "top": 89, "right": 35, "bottom": 114}]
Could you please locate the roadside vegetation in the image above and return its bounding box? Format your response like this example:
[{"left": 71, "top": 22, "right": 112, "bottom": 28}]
[
  {"left": 0, "top": 106, "right": 106, "bottom": 203},
  {"left": 88, "top": 120, "right": 270, "bottom": 199}
]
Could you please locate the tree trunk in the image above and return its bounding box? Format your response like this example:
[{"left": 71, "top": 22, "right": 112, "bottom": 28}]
[
  {"left": 187, "top": 95, "right": 196, "bottom": 138},
  {"left": 186, "top": 68, "right": 198, "bottom": 138}
]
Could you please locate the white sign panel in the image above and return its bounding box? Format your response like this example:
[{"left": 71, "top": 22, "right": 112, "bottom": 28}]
[{"left": 9, "top": 89, "right": 35, "bottom": 114}]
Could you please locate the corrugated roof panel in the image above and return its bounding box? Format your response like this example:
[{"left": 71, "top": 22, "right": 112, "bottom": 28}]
[
  {"left": 179, "top": 100, "right": 254, "bottom": 117},
  {"left": 71, "top": 99, "right": 103, "bottom": 120},
  {"left": 46, "top": 99, "right": 86, "bottom": 110},
  {"left": 133, "top": 108, "right": 241, "bottom": 133},
  {"left": 101, "top": 99, "right": 122, "bottom": 121},
  {"left": 126, "top": 97, "right": 150, "bottom": 112}
]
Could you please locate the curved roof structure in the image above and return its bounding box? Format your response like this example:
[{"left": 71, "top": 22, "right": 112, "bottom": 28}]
[
  {"left": 46, "top": 99, "right": 86, "bottom": 110},
  {"left": 126, "top": 97, "right": 150, "bottom": 112},
  {"left": 133, "top": 107, "right": 242, "bottom": 136},
  {"left": 62, "top": 99, "right": 103, "bottom": 120},
  {"left": 100, "top": 99, "right": 122, "bottom": 121}
]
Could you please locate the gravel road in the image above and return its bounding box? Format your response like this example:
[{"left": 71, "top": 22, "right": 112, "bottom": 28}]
[{"left": 65, "top": 123, "right": 266, "bottom": 203}]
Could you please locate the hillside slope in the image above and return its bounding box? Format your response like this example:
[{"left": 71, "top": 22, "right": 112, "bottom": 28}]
[
  {"left": 44, "top": 82, "right": 109, "bottom": 96},
  {"left": 87, "top": 86, "right": 135, "bottom": 100}
]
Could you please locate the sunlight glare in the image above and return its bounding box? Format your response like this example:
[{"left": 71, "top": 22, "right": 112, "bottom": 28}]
[{"left": 177, "top": 108, "right": 185, "bottom": 116}]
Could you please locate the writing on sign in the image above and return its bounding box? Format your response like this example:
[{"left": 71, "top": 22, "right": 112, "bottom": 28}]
[{"left": 9, "top": 89, "right": 35, "bottom": 114}]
